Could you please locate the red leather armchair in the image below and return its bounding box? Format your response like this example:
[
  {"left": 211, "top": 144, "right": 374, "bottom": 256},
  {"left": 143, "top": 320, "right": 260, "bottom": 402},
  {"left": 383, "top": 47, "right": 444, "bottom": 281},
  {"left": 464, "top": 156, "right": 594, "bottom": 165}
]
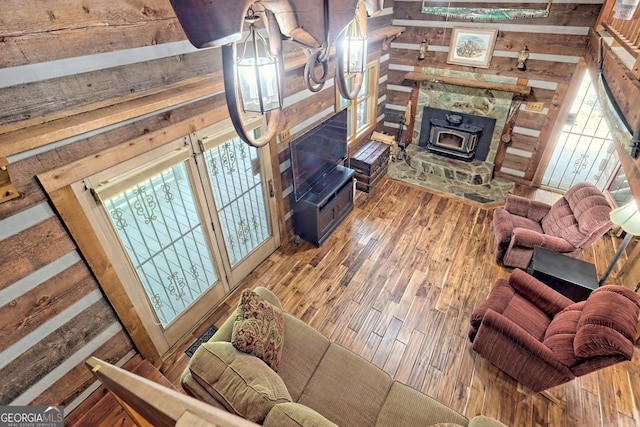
[
  {"left": 491, "top": 182, "right": 612, "bottom": 268},
  {"left": 468, "top": 269, "right": 640, "bottom": 392}
]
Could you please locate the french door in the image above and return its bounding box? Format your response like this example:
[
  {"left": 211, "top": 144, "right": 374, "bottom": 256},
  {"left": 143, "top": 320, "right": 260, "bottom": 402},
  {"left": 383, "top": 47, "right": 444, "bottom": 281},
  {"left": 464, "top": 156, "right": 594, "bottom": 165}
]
[
  {"left": 84, "top": 118, "right": 279, "bottom": 355},
  {"left": 539, "top": 66, "right": 631, "bottom": 208},
  {"left": 540, "top": 69, "right": 616, "bottom": 190}
]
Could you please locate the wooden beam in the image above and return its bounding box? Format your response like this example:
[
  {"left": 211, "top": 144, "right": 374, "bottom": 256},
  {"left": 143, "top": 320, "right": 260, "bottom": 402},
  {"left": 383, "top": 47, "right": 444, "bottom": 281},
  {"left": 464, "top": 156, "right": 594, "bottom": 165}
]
[
  {"left": 404, "top": 72, "right": 531, "bottom": 95},
  {"left": 0, "top": 75, "right": 225, "bottom": 158}
]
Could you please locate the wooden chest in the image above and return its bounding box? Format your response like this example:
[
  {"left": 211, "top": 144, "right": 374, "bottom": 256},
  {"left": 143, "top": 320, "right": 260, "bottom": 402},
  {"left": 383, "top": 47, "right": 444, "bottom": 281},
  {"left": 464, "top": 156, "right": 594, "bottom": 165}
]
[{"left": 350, "top": 140, "right": 390, "bottom": 192}]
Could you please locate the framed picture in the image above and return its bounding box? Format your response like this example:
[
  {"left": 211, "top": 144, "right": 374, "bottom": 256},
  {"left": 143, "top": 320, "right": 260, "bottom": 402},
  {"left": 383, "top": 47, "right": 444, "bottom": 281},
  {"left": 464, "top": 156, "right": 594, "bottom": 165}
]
[{"left": 447, "top": 28, "right": 498, "bottom": 68}]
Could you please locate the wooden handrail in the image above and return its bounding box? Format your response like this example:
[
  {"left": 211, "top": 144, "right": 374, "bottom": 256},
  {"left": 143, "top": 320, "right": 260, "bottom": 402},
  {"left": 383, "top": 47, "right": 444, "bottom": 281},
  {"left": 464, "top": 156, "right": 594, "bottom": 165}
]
[
  {"left": 599, "top": 0, "right": 640, "bottom": 79},
  {"left": 85, "top": 357, "right": 258, "bottom": 427}
]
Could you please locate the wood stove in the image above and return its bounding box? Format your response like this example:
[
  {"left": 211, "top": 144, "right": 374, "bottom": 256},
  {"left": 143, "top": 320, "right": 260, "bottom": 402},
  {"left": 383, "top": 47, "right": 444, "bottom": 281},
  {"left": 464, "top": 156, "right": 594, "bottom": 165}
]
[
  {"left": 419, "top": 107, "right": 497, "bottom": 163},
  {"left": 427, "top": 116, "right": 483, "bottom": 161}
]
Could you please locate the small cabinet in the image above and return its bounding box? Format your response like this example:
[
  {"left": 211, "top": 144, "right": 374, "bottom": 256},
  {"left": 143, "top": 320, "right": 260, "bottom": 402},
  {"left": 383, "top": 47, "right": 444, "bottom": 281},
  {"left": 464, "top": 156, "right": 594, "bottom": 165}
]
[{"left": 294, "top": 165, "right": 355, "bottom": 246}]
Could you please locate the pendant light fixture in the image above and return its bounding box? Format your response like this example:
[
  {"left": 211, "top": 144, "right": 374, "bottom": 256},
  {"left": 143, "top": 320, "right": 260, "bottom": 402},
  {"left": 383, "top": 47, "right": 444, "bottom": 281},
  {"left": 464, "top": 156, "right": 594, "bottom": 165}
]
[
  {"left": 236, "top": 8, "right": 282, "bottom": 114},
  {"left": 168, "top": 0, "right": 379, "bottom": 146},
  {"left": 223, "top": 7, "right": 283, "bottom": 147},
  {"left": 336, "top": 1, "right": 368, "bottom": 100}
]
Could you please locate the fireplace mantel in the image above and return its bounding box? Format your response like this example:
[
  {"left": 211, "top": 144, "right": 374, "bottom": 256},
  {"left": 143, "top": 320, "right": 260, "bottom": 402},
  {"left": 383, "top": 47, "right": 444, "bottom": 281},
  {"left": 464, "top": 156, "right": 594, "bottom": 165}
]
[{"left": 405, "top": 72, "right": 531, "bottom": 96}]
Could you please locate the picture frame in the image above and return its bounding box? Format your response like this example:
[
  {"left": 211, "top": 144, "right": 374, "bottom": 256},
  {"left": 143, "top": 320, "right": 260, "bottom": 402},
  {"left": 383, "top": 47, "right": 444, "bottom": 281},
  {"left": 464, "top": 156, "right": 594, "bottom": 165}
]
[{"left": 447, "top": 28, "right": 498, "bottom": 68}]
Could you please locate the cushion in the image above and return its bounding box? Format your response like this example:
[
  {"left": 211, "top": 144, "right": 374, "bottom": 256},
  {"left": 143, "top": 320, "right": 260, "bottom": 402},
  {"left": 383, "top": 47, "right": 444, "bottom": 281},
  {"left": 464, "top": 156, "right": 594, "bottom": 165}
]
[
  {"left": 429, "top": 424, "right": 465, "bottom": 427},
  {"left": 264, "top": 402, "right": 338, "bottom": 427},
  {"left": 574, "top": 286, "right": 640, "bottom": 359},
  {"left": 232, "top": 288, "right": 285, "bottom": 371},
  {"left": 298, "top": 344, "right": 393, "bottom": 427},
  {"left": 376, "top": 382, "right": 469, "bottom": 427},
  {"left": 188, "top": 341, "right": 291, "bottom": 423}
]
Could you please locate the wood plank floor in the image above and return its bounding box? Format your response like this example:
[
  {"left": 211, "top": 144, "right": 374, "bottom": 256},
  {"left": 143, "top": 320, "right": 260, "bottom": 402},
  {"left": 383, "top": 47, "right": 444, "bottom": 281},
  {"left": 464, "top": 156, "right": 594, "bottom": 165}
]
[{"left": 81, "top": 175, "right": 640, "bottom": 427}]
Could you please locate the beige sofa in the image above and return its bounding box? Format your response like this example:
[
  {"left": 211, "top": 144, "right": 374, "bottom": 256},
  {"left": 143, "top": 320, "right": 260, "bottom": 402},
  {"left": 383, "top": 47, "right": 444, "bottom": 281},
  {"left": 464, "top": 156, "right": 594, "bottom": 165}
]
[{"left": 182, "top": 287, "right": 506, "bottom": 427}]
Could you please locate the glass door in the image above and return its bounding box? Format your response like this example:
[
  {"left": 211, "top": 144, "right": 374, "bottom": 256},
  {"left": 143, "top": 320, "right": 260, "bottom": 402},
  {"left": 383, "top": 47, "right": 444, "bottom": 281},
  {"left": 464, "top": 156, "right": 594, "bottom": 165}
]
[
  {"left": 541, "top": 70, "right": 617, "bottom": 190},
  {"left": 196, "top": 118, "right": 281, "bottom": 286},
  {"left": 86, "top": 119, "right": 280, "bottom": 354}
]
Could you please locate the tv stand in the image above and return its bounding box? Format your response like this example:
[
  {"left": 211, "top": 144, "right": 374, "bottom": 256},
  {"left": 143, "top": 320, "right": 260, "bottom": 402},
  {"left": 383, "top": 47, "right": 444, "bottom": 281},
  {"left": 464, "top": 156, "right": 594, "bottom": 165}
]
[{"left": 294, "top": 165, "right": 355, "bottom": 246}]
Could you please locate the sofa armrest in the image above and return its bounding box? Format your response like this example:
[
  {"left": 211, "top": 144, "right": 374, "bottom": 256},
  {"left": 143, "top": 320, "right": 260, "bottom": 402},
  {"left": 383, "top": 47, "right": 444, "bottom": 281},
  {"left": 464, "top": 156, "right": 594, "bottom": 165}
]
[
  {"left": 468, "top": 415, "right": 509, "bottom": 427},
  {"left": 504, "top": 194, "right": 551, "bottom": 221},
  {"left": 508, "top": 269, "right": 574, "bottom": 316}
]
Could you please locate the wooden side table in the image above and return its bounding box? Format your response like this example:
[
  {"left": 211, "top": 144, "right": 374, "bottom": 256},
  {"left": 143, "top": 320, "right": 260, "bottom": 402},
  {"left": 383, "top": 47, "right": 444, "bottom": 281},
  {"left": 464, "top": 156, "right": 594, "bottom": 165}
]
[{"left": 527, "top": 246, "right": 599, "bottom": 302}]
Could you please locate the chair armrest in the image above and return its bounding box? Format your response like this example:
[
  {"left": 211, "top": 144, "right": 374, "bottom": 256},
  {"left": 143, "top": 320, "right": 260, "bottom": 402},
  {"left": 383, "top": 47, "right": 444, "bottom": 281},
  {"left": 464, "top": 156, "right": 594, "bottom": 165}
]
[
  {"left": 510, "top": 228, "right": 577, "bottom": 253},
  {"left": 473, "top": 309, "right": 572, "bottom": 375},
  {"left": 473, "top": 309, "right": 574, "bottom": 392},
  {"left": 492, "top": 208, "right": 514, "bottom": 244},
  {"left": 508, "top": 269, "right": 574, "bottom": 316},
  {"left": 504, "top": 195, "right": 551, "bottom": 222}
]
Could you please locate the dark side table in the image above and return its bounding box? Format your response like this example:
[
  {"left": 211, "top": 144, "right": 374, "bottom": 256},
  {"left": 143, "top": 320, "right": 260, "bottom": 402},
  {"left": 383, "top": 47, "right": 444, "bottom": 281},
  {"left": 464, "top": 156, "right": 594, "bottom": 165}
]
[{"left": 527, "top": 246, "right": 599, "bottom": 302}]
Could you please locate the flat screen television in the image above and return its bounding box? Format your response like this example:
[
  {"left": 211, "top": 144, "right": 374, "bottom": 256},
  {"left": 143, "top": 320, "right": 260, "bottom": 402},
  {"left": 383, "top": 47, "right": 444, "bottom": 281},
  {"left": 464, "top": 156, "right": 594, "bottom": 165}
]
[{"left": 291, "top": 109, "right": 348, "bottom": 201}]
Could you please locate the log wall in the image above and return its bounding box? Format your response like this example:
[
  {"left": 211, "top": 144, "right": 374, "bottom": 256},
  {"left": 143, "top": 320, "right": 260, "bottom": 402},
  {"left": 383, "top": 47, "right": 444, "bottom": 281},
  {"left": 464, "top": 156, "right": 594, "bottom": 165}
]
[
  {"left": 385, "top": 0, "right": 603, "bottom": 181},
  {"left": 0, "top": 0, "right": 396, "bottom": 410}
]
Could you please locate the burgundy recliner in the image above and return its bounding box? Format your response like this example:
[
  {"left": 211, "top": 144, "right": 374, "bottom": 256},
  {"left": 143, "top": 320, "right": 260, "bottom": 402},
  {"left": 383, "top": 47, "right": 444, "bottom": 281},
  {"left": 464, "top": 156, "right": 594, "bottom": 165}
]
[
  {"left": 469, "top": 269, "right": 640, "bottom": 392},
  {"left": 491, "top": 182, "right": 612, "bottom": 269}
]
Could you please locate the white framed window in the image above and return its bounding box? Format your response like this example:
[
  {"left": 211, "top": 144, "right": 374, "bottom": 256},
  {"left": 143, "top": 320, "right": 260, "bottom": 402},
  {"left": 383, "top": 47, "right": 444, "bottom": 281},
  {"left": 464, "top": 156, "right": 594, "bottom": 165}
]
[{"left": 338, "top": 60, "right": 379, "bottom": 144}]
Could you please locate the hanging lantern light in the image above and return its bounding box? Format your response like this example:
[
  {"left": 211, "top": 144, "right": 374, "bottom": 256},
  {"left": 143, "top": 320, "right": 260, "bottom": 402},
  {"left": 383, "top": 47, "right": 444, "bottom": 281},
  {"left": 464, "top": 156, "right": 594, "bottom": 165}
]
[
  {"left": 236, "top": 8, "right": 282, "bottom": 114},
  {"left": 336, "top": 2, "right": 368, "bottom": 101},
  {"left": 342, "top": 14, "right": 367, "bottom": 74}
]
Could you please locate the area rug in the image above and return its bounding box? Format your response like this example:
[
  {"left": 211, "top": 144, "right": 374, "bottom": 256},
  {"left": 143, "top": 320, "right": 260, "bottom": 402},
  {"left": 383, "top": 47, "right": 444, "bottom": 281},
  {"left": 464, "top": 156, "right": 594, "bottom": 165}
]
[
  {"left": 185, "top": 324, "right": 218, "bottom": 357},
  {"left": 387, "top": 147, "right": 514, "bottom": 207}
]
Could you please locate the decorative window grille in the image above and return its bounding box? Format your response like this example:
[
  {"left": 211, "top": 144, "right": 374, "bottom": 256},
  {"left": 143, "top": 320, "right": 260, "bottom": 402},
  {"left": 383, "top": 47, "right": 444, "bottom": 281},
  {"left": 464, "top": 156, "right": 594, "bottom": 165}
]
[
  {"left": 202, "top": 136, "right": 271, "bottom": 266},
  {"left": 102, "top": 161, "right": 218, "bottom": 327},
  {"left": 541, "top": 73, "right": 617, "bottom": 190}
]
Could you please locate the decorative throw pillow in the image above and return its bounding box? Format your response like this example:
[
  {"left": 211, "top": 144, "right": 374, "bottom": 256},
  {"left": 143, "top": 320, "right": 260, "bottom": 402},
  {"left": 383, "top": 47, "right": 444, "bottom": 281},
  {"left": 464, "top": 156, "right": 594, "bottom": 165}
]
[
  {"left": 189, "top": 341, "right": 291, "bottom": 423},
  {"left": 232, "top": 288, "right": 285, "bottom": 371}
]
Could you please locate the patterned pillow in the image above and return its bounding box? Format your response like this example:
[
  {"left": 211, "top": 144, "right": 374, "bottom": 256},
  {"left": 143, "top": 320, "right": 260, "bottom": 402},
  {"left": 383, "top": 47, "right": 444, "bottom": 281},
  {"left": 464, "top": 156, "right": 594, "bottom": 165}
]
[{"left": 232, "top": 289, "right": 285, "bottom": 371}]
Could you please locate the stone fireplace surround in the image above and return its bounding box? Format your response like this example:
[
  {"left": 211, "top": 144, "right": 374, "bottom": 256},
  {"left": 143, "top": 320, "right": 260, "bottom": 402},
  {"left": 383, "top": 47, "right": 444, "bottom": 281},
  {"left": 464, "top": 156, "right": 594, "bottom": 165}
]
[
  {"left": 411, "top": 67, "right": 515, "bottom": 173},
  {"left": 387, "top": 67, "right": 518, "bottom": 204}
]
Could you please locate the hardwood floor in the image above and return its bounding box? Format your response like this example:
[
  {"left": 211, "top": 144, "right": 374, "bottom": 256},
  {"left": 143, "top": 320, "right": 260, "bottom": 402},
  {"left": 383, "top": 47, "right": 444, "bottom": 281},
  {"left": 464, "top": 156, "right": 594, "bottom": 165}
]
[{"left": 87, "top": 175, "right": 640, "bottom": 426}]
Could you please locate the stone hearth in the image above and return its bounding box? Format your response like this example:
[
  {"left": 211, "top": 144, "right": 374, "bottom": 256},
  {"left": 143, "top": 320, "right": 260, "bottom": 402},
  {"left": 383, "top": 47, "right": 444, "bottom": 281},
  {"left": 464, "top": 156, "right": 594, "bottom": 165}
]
[
  {"left": 408, "top": 144, "right": 493, "bottom": 185},
  {"left": 387, "top": 145, "right": 514, "bottom": 206}
]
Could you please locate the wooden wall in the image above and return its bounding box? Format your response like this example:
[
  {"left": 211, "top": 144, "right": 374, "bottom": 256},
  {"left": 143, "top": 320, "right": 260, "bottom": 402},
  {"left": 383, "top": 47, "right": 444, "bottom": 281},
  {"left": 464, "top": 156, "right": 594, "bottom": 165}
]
[
  {"left": 384, "top": 0, "right": 603, "bottom": 183},
  {"left": 0, "top": 0, "right": 396, "bottom": 411}
]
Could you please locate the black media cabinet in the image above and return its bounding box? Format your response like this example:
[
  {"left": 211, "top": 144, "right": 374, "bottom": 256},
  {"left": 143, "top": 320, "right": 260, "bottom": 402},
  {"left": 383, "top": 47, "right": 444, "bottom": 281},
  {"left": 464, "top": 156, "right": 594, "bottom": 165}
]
[{"left": 293, "top": 165, "right": 355, "bottom": 246}]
